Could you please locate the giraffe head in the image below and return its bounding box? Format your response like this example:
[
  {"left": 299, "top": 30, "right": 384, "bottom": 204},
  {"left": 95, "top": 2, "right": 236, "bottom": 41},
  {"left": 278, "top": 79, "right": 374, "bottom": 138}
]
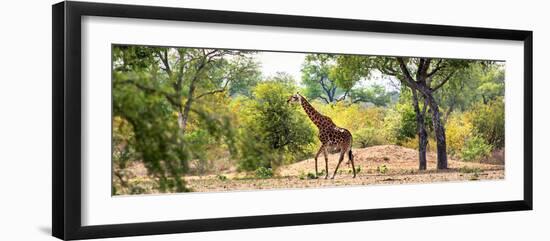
[{"left": 287, "top": 92, "right": 302, "bottom": 105}]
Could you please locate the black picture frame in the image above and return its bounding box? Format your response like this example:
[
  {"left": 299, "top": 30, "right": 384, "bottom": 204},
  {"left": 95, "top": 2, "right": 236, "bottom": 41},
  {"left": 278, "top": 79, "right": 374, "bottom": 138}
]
[{"left": 52, "top": 1, "right": 533, "bottom": 240}]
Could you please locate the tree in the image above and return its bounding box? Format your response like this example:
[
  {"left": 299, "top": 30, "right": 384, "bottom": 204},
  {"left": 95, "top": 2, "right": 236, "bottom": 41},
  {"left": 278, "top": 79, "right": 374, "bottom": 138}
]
[
  {"left": 301, "top": 54, "right": 360, "bottom": 103},
  {"left": 336, "top": 56, "right": 430, "bottom": 169},
  {"left": 236, "top": 81, "right": 316, "bottom": 171},
  {"left": 435, "top": 63, "right": 504, "bottom": 121},
  {"left": 349, "top": 84, "right": 394, "bottom": 106},
  {"left": 112, "top": 45, "right": 260, "bottom": 192},
  {"left": 336, "top": 56, "right": 470, "bottom": 169},
  {"left": 392, "top": 57, "right": 471, "bottom": 169},
  {"left": 266, "top": 71, "right": 297, "bottom": 84}
]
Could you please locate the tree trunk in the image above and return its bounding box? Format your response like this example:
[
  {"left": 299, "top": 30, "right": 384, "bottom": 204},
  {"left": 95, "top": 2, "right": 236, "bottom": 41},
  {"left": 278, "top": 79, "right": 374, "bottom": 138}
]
[
  {"left": 180, "top": 78, "right": 197, "bottom": 134},
  {"left": 411, "top": 90, "right": 428, "bottom": 170},
  {"left": 426, "top": 95, "right": 448, "bottom": 169},
  {"left": 179, "top": 60, "right": 206, "bottom": 135}
]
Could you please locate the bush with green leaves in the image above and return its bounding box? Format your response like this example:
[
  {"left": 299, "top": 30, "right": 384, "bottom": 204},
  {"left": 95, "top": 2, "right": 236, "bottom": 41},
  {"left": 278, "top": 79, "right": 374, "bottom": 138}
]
[
  {"left": 383, "top": 103, "right": 418, "bottom": 144},
  {"left": 461, "top": 136, "right": 492, "bottom": 161},
  {"left": 445, "top": 113, "right": 474, "bottom": 156},
  {"left": 255, "top": 167, "right": 274, "bottom": 179},
  {"left": 236, "top": 81, "right": 316, "bottom": 171},
  {"left": 470, "top": 98, "right": 505, "bottom": 149},
  {"left": 355, "top": 127, "right": 386, "bottom": 148}
]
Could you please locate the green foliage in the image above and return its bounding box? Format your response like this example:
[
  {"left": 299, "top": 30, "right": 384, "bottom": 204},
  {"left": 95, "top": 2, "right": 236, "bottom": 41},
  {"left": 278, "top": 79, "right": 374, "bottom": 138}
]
[
  {"left": 459, "top": 166, "right": 482, "bottom": 174},
  {"left": 112, "top": 45, "right": 260, "bottom": 193},
  {"left": 445, "top": 99, "right": 503, "bottom": 161},
  {"left": 301, "top": 54, "right": 342, "bottom": 103},
  {"left": 236, "top": 81, "right": 316, "bottom": 171},
  {"left": 436, "top": 63, "right": 504, "bottom": 116},
  {"left": 255, "top": 167, "right": 274, "bottom": 179},
  {"left": 383, "top": 103, "right": 418, "bottom": 144},
  {"left": 227, "top": 56, "right": 262, "bottom": 97},
  {"left": 377, "top": 165, "right": 389, "bottom": 174},
  {"left": 470, "top": 98, "right": 505, "bottom": 149},
  {"left": 299, "top": 171, "right": 318, "bottom": 180},
  {"left": 317, "top": 169, "right": 326, "bottom": 177},
  {"left": 355, "top": 127, "right": 386, "bottom": 148},
  {"left": 216, "top": 174, "right": 228, "bottom": 181},
  {"left": 312, "top": 102, "right": 390, "bottom": 147},
  {"left": 113, "top": 74, "right": 189, "bottom": 192},
  {"left": 445, "top": 114, "right": 474, "bottom": 156},
  {"left": 111, "top": 45, "right": 506, "bottom": 193},
  {"left": 349, "top": 84, "right": 394, "bottom": 106},
  {"left": 461, "top": 136, "right": 492, "bottom": 161}
]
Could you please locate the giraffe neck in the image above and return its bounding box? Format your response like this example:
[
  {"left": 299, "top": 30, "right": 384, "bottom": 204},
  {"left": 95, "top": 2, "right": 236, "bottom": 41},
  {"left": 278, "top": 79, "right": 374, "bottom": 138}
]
[{"left": 300, "top": 95, "right": 327, "bottom": 128}]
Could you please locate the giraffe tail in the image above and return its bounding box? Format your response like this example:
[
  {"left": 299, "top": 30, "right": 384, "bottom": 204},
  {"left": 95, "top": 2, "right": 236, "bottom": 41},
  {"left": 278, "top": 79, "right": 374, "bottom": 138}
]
[{"left": 348, "top": 135, "right": 354, "bottom": 160}]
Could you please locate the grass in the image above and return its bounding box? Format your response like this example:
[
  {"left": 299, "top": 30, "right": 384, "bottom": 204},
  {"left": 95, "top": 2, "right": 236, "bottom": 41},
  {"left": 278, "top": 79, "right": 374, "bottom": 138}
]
[
  {"left": 459, "top": 166, "right": 482, "bottom": 181},
  {"left": 298, "top": 171, "right": 318, "bottom": 180},
  {"left": 459, "top": 166, "right": 482, "bottom": 174}
]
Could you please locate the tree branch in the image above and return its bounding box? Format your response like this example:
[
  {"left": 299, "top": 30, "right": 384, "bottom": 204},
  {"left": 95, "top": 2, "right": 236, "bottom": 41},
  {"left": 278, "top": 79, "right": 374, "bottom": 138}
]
[
  {"left": 431, "top": 70, "right": 456, "bottom": 92},
  {"left": 196, "top": 79, "right": 231, "bottom": 99},
  {"left": 427, "top": 59, "right": 444, "bottom": 78},
  {"left": 336, "top": 88, "right": 351, "bottom": 102},
  {"left": 318, "top": 95, "right": 330, "bottom": 104},
  {"left": 396, "top": 57, "right": 417, "bottom": 87},
  {"left": 156, "top": 49, "right": 172, "bottom": 75}
]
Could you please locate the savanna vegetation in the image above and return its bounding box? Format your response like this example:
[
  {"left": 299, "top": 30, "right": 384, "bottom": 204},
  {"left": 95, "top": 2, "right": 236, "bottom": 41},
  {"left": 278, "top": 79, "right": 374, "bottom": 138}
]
[{"left": 112, "top": 45, "right": 505, "bottom": 195}]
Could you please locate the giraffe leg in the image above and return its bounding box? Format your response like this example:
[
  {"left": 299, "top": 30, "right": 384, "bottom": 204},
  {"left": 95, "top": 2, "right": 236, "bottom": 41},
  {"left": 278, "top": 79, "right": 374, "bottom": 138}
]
[
  {"left": 331, "top": 151, "right": 345, "bottom": 179},
  {"left": 349, "top": 147, "right": 356, "bottom": 178},
  {"left": 314, "top": 145, "right": 325, "bottom": 176},
  {"left": 323, "top": 147, "right": 329, "bottom": 179}
]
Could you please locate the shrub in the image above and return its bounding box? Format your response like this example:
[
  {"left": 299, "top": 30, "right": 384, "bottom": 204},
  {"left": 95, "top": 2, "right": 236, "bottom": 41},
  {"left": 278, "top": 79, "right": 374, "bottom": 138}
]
[
  {"left": 461, "top": 136, "right": 492, "bottom": 161},
  {"left": 383, "top": 103, "right": 418, "bottom": 144},
  {"left": 299, "top": 171, "right": 318, "bottom": 180},
  {"left": 470, "top": 98, "right": 505, "bottom": 149},
  {"left": 445, "top": 114, "right": 474, "bottom": 156},
  {"left": 216, "top": 174, "right": 228, "bottom": 181},
  {"left": 255, "top": 167, "right": 274, "bottom": 179},
  {"left": 376, "top": 165, "right": 389, "bottom": 174},
  {"left": 355, "top": 127, "right": 386, "bottom": 148},
  {"left": 314, "top": 103, "right": 386, "bottom": 134},
  {"left": 235, "top": 82, "right": 316, "bottom": 171},
  {"left": 401, "top": 136, "right": 437, "bottom": 152}
]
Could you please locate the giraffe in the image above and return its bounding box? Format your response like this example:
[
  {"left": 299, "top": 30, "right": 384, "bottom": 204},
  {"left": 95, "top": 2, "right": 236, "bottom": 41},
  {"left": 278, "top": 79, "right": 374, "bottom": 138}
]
[{"left": 287, "top": 93, "right": 356, "bottom": 179}]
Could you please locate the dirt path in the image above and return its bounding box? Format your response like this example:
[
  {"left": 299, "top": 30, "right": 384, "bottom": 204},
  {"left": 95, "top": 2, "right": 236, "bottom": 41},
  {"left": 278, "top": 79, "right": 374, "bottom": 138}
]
[
  {"left": 185, "top": 169, "right": 504, "bottom": 192},
  {"left": 117, "top": 145, "right": 504, "bottom": 194},
  {"left": 184, "top": 145, "right": 504, "bottom": 192}
]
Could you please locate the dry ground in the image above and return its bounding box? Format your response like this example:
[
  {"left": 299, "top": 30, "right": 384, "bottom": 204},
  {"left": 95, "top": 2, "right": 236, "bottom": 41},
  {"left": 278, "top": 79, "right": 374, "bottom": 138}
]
[{"left": 119, "top": 145, "right": 504, "bottom": 194}]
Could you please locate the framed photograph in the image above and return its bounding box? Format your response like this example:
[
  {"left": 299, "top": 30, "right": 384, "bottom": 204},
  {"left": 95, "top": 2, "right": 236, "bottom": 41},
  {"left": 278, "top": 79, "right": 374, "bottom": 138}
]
[{"left": 52, "top": 1, "right": 532, "bottom": 240}]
